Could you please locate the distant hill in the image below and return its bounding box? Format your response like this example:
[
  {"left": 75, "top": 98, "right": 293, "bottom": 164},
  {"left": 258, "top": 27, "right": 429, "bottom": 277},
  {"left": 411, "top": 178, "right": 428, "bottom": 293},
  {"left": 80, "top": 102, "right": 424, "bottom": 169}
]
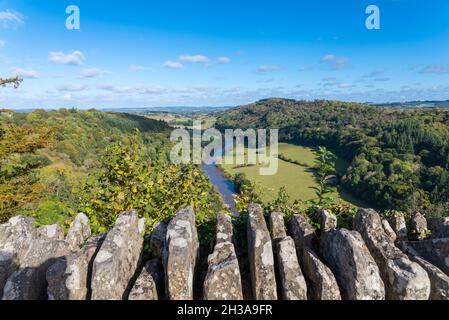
[{"left": 372, "top": 100, "right": 449, "bottom": 109}]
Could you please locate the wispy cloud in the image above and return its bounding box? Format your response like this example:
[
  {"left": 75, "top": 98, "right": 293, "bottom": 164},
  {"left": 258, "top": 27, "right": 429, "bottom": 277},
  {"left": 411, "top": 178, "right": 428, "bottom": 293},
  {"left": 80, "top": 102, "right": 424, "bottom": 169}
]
[
  {"left": 97, "top": 84, "right": 135, "bottom": 94},
  {"left": 10, "top": 67, "right": 38, "bottom": 79},
  {"left": 217, "top": 56, "right": 231, "bottom": 64},
  {"left": 163, "top": 61, "right": 184, "bottom": 69},
  {"left": 374, "top": 77, "right": 391, "bottom": 82},
  {"left": 0, "top": 10, "right": 24, "bottom": 29},
  {"left": 179, "top": 55, "right": 209, "bottom": 64},
  {"left": 80, "top": 68, "right": 109, "bottom": 78},
  {"left": 258, "top": 65, "right": 281, "bottom": 73},
  {"left": 419, "top": 64, "right": 449, "bottom": 75},
  {"left": 0, "top": 40, "right": 5, "bottom": 48},
  {"left": 362, "top": 70, "right": 384, "bottom": 78},
  {"left": 321, "top": 77, "right": 354, "bottom": 89},
  {"left": 57, "top": 84, "right": 88, "bottom": 92},
  {"left": 49, "top": 51, "right": 85, "bottom": 65},
  {"left": 321, "top": 54, "right": 350, "bottom": 69}
]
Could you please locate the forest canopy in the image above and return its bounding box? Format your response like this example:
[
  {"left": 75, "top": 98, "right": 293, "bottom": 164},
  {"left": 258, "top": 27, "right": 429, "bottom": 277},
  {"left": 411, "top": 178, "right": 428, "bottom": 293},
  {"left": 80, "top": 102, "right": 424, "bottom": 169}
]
[
  {"left": 0, "top": 109, "right": 221, "bottom": 242},
  {"left": 216, "top": 98, "right": 449, "bottom": 217}
]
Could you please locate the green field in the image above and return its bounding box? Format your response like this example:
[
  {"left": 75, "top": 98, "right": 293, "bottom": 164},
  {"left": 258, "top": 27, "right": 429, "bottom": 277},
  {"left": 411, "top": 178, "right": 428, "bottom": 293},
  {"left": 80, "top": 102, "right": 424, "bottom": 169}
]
[{"left": 220, "top": 143, "right": 366, "bottom": 206}]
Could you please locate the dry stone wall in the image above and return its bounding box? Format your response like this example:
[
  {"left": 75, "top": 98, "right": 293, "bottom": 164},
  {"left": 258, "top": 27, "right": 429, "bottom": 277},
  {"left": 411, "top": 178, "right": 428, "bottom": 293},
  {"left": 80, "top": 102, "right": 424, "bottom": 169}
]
[{"left": 0, "top": 204, "right": 448, "bottom": 300}]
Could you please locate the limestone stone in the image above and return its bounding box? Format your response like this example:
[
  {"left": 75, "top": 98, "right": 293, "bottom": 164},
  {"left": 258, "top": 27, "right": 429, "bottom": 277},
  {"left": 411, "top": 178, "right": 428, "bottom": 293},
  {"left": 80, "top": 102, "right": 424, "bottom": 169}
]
[
  {"left": 407, "top": 238, "right": 449, "bottom": 276},
  {"left": 216, "top": 212, "right": 233, "bottom": 244},
  {"left": 0, "top": 216, "right": 37, "bottom": 295},
  {"left": 399, "top": 242, "right": 449, "bottom": 300},
  {"left": 91, "top": 210, "right": 144, "bottom": 300},
  {"left": 247, "top": 204, "right": 277, "bottom": 300},
  {"left": 163, "top": 206, "right": 199, "bottom": 300},
  {"left": 65, "top": 213, "right": 91, "bottom": 250},
  {"left": 410, "top": 211, "right": 428, "bottom": 240},
  {"left": 388, "top": 212, "right": 408, "bottom": 241},
  {"left": 150, "top": 221, "right": 167, "bottom": 258},
  {"left": 269, "top": 212, "right": 287, "bottom": 244},
  {"left": 203, "top": 241, "right": 243, "bottom": 300},
  {"left": 427, "top": 217, "right": 449, "bottom": 239},
  {"left": 46, "top": 235, "right": 104, "bottom": 300},
  {"left": 317, "top": 209, "right": 337, "bottom": 232},
  {"left": 2, "top": 239, "right": 70, "bottom": 300},
  {"left": 276, "top": 237, "right": 307, "bottom": 300},
  {"left": 301, "top": 248, "right": 341, "bottom": 300},
  {"left": 320, "top": 228, "right": 385, "bottom": 300},
  {"left": 290, "top": 214, "right": 317, "bottom": 254},
  {"left": 382, "top": 219, "right": 397, "bottom": 243},
  {"left": 354, "top": 208, "right": 431, "bottom": 300},
  {"left": 128, "top": 259, "right": 163, "bottom": 300},
  {"left": 37, "top": 224, "right": 64, "bottom": 241}
]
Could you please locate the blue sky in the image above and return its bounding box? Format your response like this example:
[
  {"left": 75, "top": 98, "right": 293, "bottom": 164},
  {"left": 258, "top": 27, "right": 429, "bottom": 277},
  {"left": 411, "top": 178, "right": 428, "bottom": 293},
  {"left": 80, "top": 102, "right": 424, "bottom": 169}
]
[{"left": 1, "top": 0, "right": 449, "bottom": 109}]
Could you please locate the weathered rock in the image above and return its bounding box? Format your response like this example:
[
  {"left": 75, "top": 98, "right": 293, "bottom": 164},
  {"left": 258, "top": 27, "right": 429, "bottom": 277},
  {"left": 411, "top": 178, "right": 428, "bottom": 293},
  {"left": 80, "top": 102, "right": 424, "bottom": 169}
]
[
  {"left": 65, "top": 213, "right": 91, "bottom": 250},
  {"left": 163, "top": 206, "right": 199, "bottom": 300},
  {"left": 0, "top": 216, "right": 37, "bottom": 295},
  {"left": 150, "top": 221, "right": 167, "bottom": 258},
  {"left": 290, "top": 214, "right": 317, "bottom": 254},
  {"left": 410, "top": 211, "right": 428, "bottom": 240},
  {"left": 427, "top": 217, "right": 449, "bottom": 239},
  {"left": 276, "top": 237, "right": 307, "bottom": 300},
  {"left": 388, "top": 211, "right": 408, "bottom": 241},
  {"left": 247, "top": 204, "right": 277, "bottom": 300},
  {"left": 320, "top": 228, "right": 385, "bottom": 300},
  {"left": 354, "top": 208, "right": 431, "bottom": 300},
  {"left": 413, "top": 256, "right": 449, "bottom": 300},
  {"left": 2, "top": 239, "right": 70, "bottom": 300},
  {"left": 216, "top": 212, "right": 233, "bottom": 245},
  {"left": 407, "top": 238, "right": 449, "bottom": 276},
  {"left": 91, "top": 210, "right": 145, "bottom": 300},
  {"left": 301, "top": 248, "right": 341, "bottom": 300},
  {"left": 204, "top": 241, "right": 243, "bottom": 300},
  {"left": 269, "top": 212, "right": 287, "bottom": 244},
  {"left": 37, "top": 224, "right": 64, "bottom": 241},
  {"left": 317, "top": 209, "right": 337, "bottom": 233},
  {"left": 399, "top": 242, "right": 449, "bottom": 300},
  {"left": 128, "top": 259, "right": 163, "bottom": 300},
  {"left": 382, "top": 219, "right": 397, "bottom": 243},
  {"left": 46, "top": 235, "right": 104, "bottom": 300}
]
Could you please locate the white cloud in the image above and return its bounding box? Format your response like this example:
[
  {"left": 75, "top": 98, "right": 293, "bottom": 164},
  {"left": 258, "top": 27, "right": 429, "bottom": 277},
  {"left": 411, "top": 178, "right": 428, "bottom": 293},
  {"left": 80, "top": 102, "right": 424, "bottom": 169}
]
[
  {"left": 0, "top": 40, "right": 5, "bottom": 48},
  {"left": 163, "top": 61, "right": 184, "bottom": 69},
  {"left": 374, "top": 77, "right": 391, "bottom": 82},
  {"left": 419, "top": 64, "right": 449, "bottom": 75},
  {"left": 179, "top": 55, "right": 209, "bottom": 64},
  {"left": 57, "top": 84, "right": 88, "bottom": 92},
  {"left": 97, "top": 84, "right": 134, "bottom": 94},
  {"left": 80, "top": 68, "right": 109, "bottom": 78},
  {"left": 217, "top": 56, "right": 231, "bottom": 64},
  {"left": 0, "top": 10, "right": 24, "bottom": 29},
  {"left": 10, "top": 67, "right": 38, "bottom": 79},
  {"left": 49, "top": 51, "right": 85, "bottom": 65},
  {"left": 362, "top": 70, "right": 384, "bottom": 78},
  {"left": 321, "top": 54, "right": 350, "bottom": 69},
  {"left": 258, "top": 65, "right": 281, "bottom": 73}
]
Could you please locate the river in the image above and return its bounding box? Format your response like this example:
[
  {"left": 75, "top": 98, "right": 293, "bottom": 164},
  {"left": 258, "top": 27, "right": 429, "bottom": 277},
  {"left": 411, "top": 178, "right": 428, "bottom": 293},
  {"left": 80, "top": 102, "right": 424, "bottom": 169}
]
[{"left": 201, "top": 139, "right": 237, "bottom": 210}]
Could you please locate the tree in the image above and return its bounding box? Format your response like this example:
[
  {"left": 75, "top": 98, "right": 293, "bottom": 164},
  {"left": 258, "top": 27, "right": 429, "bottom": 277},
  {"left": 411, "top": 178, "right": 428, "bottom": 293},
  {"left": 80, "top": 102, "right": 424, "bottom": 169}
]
[
  {"left": 0, "top": 77, "right": 23, "bottom": 88},
  {"left": 311, "top": 146, "right": 337, "bottom": 207}
]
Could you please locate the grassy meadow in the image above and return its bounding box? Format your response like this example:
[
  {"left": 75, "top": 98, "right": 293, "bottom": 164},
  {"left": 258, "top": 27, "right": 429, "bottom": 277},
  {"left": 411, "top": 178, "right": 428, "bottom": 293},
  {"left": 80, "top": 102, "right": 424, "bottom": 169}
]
[{"left": 219, "top": 142, "right": 366, "bottom": 206}]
